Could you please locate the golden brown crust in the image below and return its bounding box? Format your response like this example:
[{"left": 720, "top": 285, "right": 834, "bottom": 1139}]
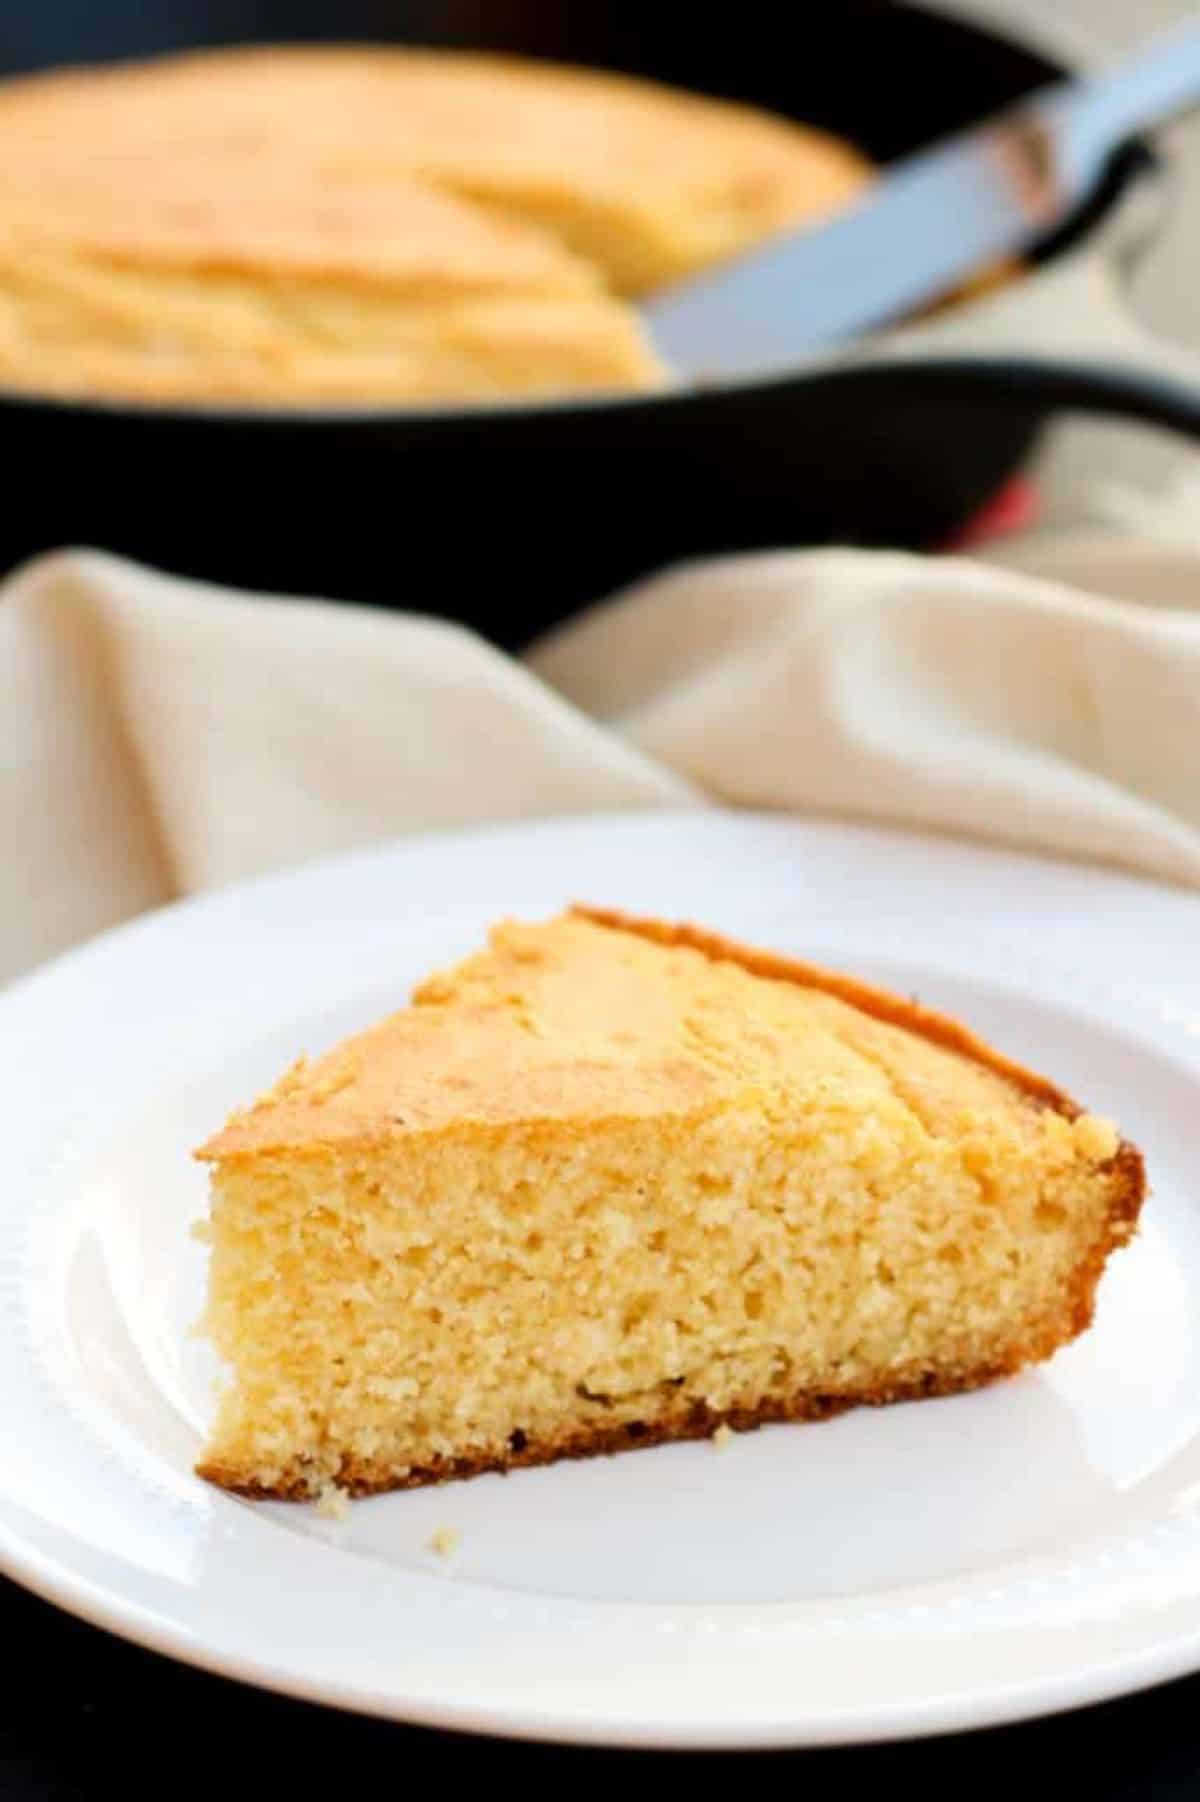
[
  {"left": 1068, "top": 1134, "right": 1144, "bottom": 1321},
  {"left": 197, "top": 907, "right": 1146, "bottom": 1239},
  {"left": 572, "top": 905, "right": 1076, "bottom": 1114}
]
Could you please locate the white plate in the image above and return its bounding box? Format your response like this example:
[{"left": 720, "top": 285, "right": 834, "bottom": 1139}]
[{"left": 4, "top": 810, "right": 1200, "bottom": 1750}]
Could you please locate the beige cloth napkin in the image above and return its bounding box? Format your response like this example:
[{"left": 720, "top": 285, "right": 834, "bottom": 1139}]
[{"left": 4, "top": 532, "right": 1199, "bottom": 987}]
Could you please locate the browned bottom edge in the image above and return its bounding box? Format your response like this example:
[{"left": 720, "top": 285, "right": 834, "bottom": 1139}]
[{"left": 197, "top": 1354, "right": 1034, "bottom": 1500}]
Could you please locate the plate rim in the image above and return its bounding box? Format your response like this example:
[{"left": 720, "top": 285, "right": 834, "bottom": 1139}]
[{"left": 3, "top": 806, "right": 1200, "bottom": 1750}]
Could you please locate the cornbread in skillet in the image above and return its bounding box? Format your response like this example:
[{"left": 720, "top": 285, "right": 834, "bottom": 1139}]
[
  {"left": 0, "top": 45, "right": 870, "bottom": 405},
  {"left": 194, "top": 908, "right": 1143, "bottom": 1499}
]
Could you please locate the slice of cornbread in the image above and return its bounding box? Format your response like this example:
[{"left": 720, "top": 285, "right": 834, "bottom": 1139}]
[{"left": 195, "top": 908, "right": 1144, "bottom": 1498}]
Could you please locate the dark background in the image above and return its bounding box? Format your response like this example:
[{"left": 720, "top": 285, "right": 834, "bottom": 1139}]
[
  {"left": 0, "top": 0, "right": 1058, "bottom": 171},
  {"left": 4, "top": 1572, "right": 1200, "bottom": 1798}
]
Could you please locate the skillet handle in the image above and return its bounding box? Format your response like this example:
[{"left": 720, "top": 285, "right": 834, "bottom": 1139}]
[
  {"left": 864, "top": 249, "right": 1200, "bottom": 437},
  {"left": 863, "top": 351, "right": 1200, "bottom": 440}
]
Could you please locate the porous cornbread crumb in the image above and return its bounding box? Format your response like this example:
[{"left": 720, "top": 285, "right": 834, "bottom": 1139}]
[{"left": 194, "top": 908, "right": 1144, "bottom": 1499}]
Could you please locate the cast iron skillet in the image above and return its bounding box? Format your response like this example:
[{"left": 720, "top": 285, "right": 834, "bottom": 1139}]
[{"left": 3, "top": 0, "right": 1199, "bottom": 647}]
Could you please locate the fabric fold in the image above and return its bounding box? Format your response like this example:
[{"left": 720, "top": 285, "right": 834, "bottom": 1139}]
[{"left": 3, "top": 535, "right": 1198, "bottom": 987}]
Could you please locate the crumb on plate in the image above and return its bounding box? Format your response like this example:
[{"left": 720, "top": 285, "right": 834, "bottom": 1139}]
[{"left": 316, "top": 1483, "right": 351, "bottom": 1521}]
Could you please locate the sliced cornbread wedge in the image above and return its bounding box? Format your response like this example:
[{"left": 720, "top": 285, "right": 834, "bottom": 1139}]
[{"left": 195, "top": 908, "right": 1144, "bottom": 1498}]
